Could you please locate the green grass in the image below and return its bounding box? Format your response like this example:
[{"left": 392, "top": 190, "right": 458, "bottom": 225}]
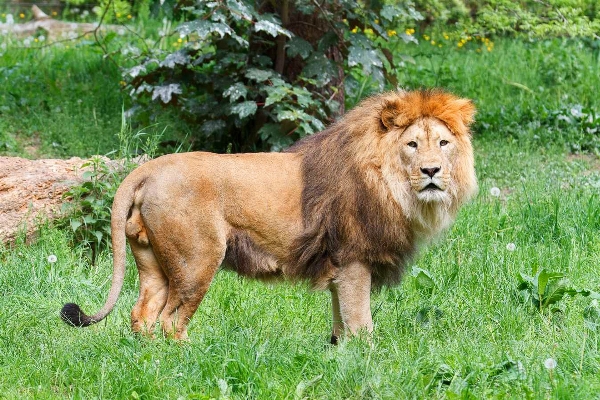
[
  {"left": 1, "top": 27, "right": 600, "bottom": 399},
  {"left": 1, "top": 141, "right": 599, "bottom": 398},
  {"left": 0, "top": 44, "right": 125, "bottom": 158}
]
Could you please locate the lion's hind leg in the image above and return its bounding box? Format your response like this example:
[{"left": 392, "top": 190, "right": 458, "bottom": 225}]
[
  {"left": 129, "top": 241, "right": 169, "bottom": 337},
  {"left": 157, "top": 237, "right": 226, "bottom": 340}
]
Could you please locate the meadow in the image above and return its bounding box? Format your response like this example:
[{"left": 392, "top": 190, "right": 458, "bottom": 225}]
[{"left": 1, "top": 28, "right": 600, "bottom": 399}]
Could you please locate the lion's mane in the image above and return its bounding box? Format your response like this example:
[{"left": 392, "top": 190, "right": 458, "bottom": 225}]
[{"left": 286, "top": 89, "right": 477, "bottom": 287}]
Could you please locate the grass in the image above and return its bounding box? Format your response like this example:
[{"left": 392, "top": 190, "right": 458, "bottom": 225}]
[
  {"left": 0, "top": 45, "right": 124, "bottom": 158},
  {"left": 1, "top": 143, "right": 599, "bottom": 398},
  {"left": 1, "top": 26, "right": 600, "bottom": 399}
]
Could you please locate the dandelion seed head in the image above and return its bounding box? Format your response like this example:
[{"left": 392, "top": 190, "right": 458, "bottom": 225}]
[
  {"left": 544, "top": 358, "right": 557, "bottom": 370},
  {"left": 47, "top": 254, "right": 57, "bottom": 263},
  {"left": 506, "top": 243, "right": 516, "bottom": 252},
  {"left": 490, "top": 187, "right": 501, "bottom": 197}
]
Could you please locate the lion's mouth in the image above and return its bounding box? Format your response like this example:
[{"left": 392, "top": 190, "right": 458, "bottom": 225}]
[{"left": 421, "top": 182, "right": 442, "bottom": 192}]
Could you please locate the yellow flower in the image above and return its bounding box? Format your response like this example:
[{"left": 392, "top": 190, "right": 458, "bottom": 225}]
[
  {"left": 351, "top": 27, "right": 359, "bottom": 33},
  {"left": 423, "top": 34, "right": 430, "bottom": 41},
  {"left": 177, "top": 38, "right": 183, "bottom": 43},
  {"left": 127, "top": 14, "right": 132, "bottom": 19},
  {"left": 19, "top": 13, "right": 25, "bottom": 18},
  {"left": 34, "top": 38, "right": 38, "bottom": 42},
  {"left": 52, "top": 11, "right": 57, "bottom": 16},
  {"left": 1, "top": 13, "right": 5, "bottom": 18},
  {"left": 375, "top": 19, "right": 379, "bottom": 24},
  {"left": 487, "top": 46, "right": 492, "bottom": 52},
  {"left": 119, "top": 81, "right": 127, "bottom": 86},
  {"left": 467, "top": 36, "right": 472, "bottom": 41},
  {"left": 116, "top": 13, "right": 121, "bottom": 18},
  {"left": 173, "top": 42, "right": 179, "bottom": 47},
  {"left": 364, "top": 28, "right": 373, "bottom": 35},
  {"left": 443, "top": 34, "right": 449, "bottom": 40},
  {"left": 430, "top": 40, "right": 435, "bottom": 45},
  {"left": 387, "top": 29, "right": 397, "bottom": 37},
  {"left": 457, "top": 42, "right": 463, "bottom": 48}
]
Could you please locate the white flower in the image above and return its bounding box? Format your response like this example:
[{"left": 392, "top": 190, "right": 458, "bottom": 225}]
[
  {"left": 23, "top": 38, "right": 32, "bottom": 47},
  {"left": 490, "top": 187, "right": 501, "bottom": 197},
  {"left": 506, "top": 243, "right": 516, "bottom": 252},
  {"left": 6, "top": 14, "right": 14, "bottom": 25},
  {"left": 47, "top": 254, "right": 57, "bottom": 263},
  {"left": 544, "top": 358, "right": 557, "bottom": 370},
  {"left": 38, "top": 35, "right": 45, "bottom": 42}
]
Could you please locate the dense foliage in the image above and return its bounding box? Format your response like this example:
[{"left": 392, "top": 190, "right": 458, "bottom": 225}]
[
  {"left": 115, "top": 0, "right": 600, "bottom": 153},
  {"left": 123, "top": 1, "right": 423, "bottom": 151}
]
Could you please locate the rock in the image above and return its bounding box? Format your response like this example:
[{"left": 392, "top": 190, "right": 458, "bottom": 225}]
[{"left": 0, "top": 155, "right": 138, "bottom": 244}]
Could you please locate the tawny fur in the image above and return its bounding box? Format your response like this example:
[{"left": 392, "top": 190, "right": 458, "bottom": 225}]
[{"left": 61, "top": 89, "right": 477, "bottom": 340}]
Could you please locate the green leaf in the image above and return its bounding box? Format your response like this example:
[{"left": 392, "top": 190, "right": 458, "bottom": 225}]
[
  {"left": 245, "top": 68, "right": 273, "bottom": 82},
  {"left": 287, "top": 37, "right": 313, "bottom": 59},
  {"left": 200, "top": 120, "right": 227, "bottom": 136},
  {"left": 265, "top": 85, "right": 289, "bottom": 107},
  {"left": 291, "top": 87, "right": 313, "bottom": 108},
  {"left": 380, "top": 5, "right": 403, "bottom": 21},
  {"left": 542, "top": 278, "right": 577, "bottom": 307},
  {"left": 254, "top": 20, "right": 292, "bottom": 38},
  {"left": 226, "top": 0, "right": 253, "bottom": 21},
  {"left": 82, "top": 171, "right": 95, "bottom": 180},
  {"left": 536, "top": 269, "right": 565, "bottom": 298},
  {"left": 70, "top": 219, "right": 82, "bottom": 232},
  {"left": 83, "top": 215, "right": 97, "bottom": 224},
  {"left": 348, "top": 42, "right": 383, "bottom": 74},
  {"left": 411, "top": 266, "right": 436, "bottom": 294},
  {"left": 223, "top": 82, "right": 248, "bottom": 103},
  {"left": 295, "top": 374, "right": 322, "bottom": 399},
  {"left": 258, "top": 123, "right": 281, "bottom": 141},
  {"left": 302, "top": 54, "right": 336, "bottom": 85},
  {"left": 230, "top": 101, "right": 257, "bottom": 119},
  {"left": 93, "top": 231, "right": 103, "bottom": 243}
]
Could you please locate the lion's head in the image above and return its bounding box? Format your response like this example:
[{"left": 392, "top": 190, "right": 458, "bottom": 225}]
[
  {"left": 289, "top": 89, "right": 477, "bottom": 286},
  {"left": 372, "top": 90, "right": 478, "bottom": 236}
]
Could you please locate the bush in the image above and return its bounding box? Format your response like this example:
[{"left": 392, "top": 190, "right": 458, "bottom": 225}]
[{"left": 122, "top": 1, "right": 423, "bottom": 152}]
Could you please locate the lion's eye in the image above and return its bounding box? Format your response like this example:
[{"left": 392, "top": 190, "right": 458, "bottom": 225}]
[
  {"left": 440, "top": 140, "right": 449, "bottom": 147},
  {"left": 407, "top": 141, "right": 418, "bottom": 148}
]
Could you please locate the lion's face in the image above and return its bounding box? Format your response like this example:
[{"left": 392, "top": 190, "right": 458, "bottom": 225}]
[{"left": 398, "top": 117, "right": 458, "bottom": 203}]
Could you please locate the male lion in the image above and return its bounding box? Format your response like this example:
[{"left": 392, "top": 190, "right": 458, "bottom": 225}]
[{"left": 61, "top": 89, "right": 477, "bottom": 342}]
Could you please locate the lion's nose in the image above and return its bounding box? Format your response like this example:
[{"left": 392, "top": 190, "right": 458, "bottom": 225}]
[{"left": 420, "top": 167, "right": 440, "bottom": 177}]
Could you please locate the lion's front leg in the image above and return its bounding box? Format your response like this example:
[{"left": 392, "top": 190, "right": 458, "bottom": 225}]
[{"left": 329, "top": 261, "right": 373, "bottom": 343}]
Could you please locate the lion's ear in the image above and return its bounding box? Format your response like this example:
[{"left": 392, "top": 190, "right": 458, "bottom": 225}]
[
  {"left": 456, "top": 98, "right": 476, "bottom": 127},
  {"left": 380, "top": 101, "right": 409, "bottom": 131},
  {"left": 438, "top": 97, "right": 476, "bottom": 136}
]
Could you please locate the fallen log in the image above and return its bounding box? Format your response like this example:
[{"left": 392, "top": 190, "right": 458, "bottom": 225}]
[
  {"left": 0, "top": 155, "right": 144, "bottom": 244},
  {"left": 0, "top": 5, "right": 125, "bottom": 40}
]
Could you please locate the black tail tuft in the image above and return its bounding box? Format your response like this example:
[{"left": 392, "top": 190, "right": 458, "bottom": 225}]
[{"left": 60, "top": 303, "right": 93, "bottom": 327}]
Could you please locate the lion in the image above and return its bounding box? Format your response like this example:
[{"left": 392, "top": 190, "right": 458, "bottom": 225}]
[{"left": 61, "top": 89, "right": 477, "bottom": 342}]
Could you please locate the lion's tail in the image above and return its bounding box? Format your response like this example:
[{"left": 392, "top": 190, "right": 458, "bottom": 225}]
[{"left": 60, "top": 170, "right": 144, "bottom": 328}]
